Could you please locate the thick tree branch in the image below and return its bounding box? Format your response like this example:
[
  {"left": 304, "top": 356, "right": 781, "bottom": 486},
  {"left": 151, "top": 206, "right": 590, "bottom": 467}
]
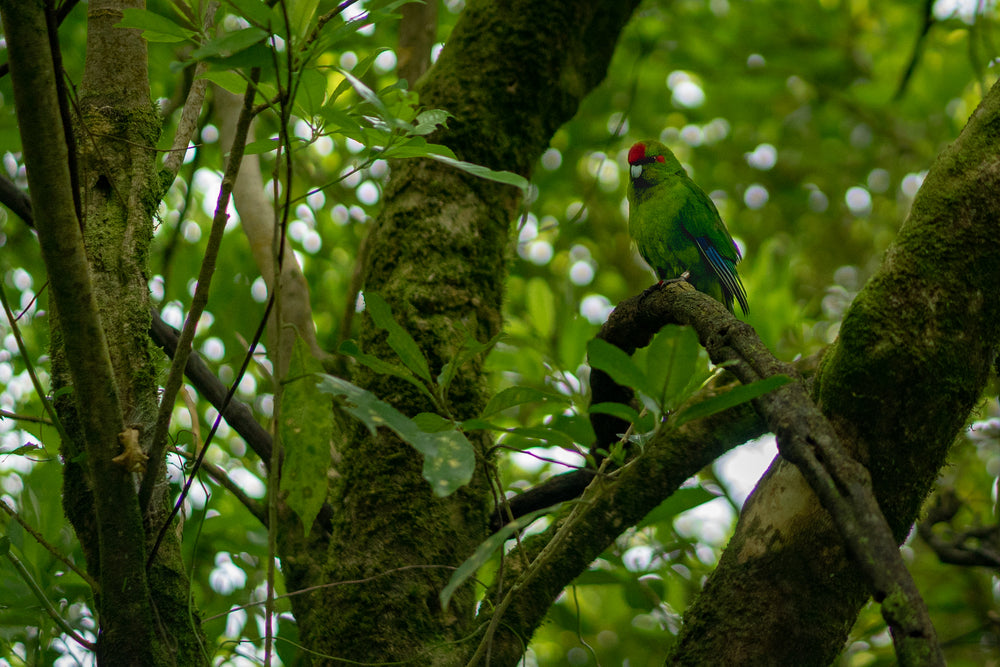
[{"left": 643, "top": 284, "right": 942, "bottom": 665}]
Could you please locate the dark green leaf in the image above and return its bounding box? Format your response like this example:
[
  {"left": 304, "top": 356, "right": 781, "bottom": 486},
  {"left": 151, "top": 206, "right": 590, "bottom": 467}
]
[
  {"left": 317, "top": 375, "right": 474, "bottom": 496},
  {"left": 362, "top": 291, "right": 432, "bottom": 382},
  {"left": 674, "top": 375, "right": 793, "bottom": 427},
  {"left": 191, "top": 27, "right": 268, "bottom": 60},
  {"left": 426, "top": 153, "right": 530, "bottom": 193},
  {"left": 587, "top": 338, "right": 656, "bottom": 401},
  {"left": 338, "top": 339, "right": 435, "bottom": 404},
  {"left": 412, "top": 412, "right": 454, "bottom": 432},
  {"left": 589, "top": 402, "right": 640, "bottom": 424},
  {"left": 637, "top": 486, "right": 719, "bottom": 528},
  {"left": 436, "top": 330, "right": 501, "bottom": 394},
  {"left": 481, "top": 386, "right": 570, "bottom": 419},
  {"left": 116, "top": 8, "right": 195, "bottom": 43},
  {"left": 439, "top": 506, "right": 554, "bottom": 611}
]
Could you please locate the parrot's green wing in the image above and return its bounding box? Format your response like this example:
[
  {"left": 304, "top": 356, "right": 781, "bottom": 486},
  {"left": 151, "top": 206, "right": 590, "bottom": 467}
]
[{"left": 675, "top": 182, "right": 749, "bottom": 315}]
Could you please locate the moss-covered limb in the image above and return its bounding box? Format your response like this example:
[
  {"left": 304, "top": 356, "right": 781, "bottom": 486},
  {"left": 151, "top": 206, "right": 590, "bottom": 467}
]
[
  {"left": 0, "top": 1, "right": 162, "bottom": 663},
  {"left": 641, "top": 286, "right": 942, "bottom": 662},
  {"left": 301, "top": 1, "right": 642, "bottom": 663},
  {"left": 670, "top": 82, "right": 1000, "bottom": 665},
  {"left": 477, "top": 383, "right": 766, "bottom": 665}
]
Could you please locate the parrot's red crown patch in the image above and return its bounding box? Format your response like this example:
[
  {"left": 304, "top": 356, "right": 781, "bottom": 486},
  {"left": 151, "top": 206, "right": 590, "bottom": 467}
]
[{"left": 628, "top": 142, "right": 647, "bottom": 165}]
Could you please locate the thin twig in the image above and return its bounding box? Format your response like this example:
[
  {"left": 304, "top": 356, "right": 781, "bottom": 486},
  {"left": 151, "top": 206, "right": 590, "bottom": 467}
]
[
  {"left": 0, "top": 498, "right": 98, "bottom": 590},
  {"left": 5, "top": 550, "right": 96, "bottom": 651},
  {"left": 161, "top": 2, "right": 219, "bottom": 182},
  {"left": 140, "top": 68, "right": 262, "bottom": 515}
]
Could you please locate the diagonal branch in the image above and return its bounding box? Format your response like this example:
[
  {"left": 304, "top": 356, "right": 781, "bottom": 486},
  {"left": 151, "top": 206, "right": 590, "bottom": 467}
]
[
  {"left": 139, "top": 69, "right": 262, "bottom": 513},
  {"left": 639, "top": 282, "right": 943, "bottom": 665}
]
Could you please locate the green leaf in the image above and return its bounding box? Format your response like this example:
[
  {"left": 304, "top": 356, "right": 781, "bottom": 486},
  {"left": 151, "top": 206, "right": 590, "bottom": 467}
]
[
  {"left": 0, "top": 536, "right": 8, "bottom": 557},
  {"left": 481, "top": 386, "right": 570, "bottom": 419},
  {"left": 242, "top": 137, "right": 281, "bottom": 155},
  {"left": 647, "top": 325, "right": 706, "bottom": 411},
  {"left": 226, "top": 0, "right": 273, "bottom": 27},
  {"left": 1, "top": 443, "right": 42, "bottom": 457},
  {"left": 287, "top": 0, "right": 320, "bottom": 41},
  {"left": 437, "top": 330, "right": 501, "bottom": 394},
  {"left": 379, "top": 137, "right": 456, "bottom": 160},
  {"left": 503, "top": 426, "right": 578, "bottom": 450},
  {"left": 587, "top": 338, "right": 656, "bottom": 402},
  {"left": 674, "top": 375, "right": 793, "bottom": 427},
  {"left": 439, "top": 506, "right": 554, "bottom": 611},
  {"left": 295, "top": 67, "right": 328, "bottom": 118},
  {"left": 191, "top": 27, "right": 268, "bottom": 60},
  {"left": 412, "top": 412, "right": 454, "bottom": 432},
  {"left": 338, "top": 67, "right": 390, "bottom": 115},
  {"left": 412, "top": 109, "right": 452, "bottom": 135},
  {"left": 426, "top": 153, "right": 530, "bottom": 193},
  {"left": 637, "top": 486, "right": 719, "bottom": 528},
  {"left": 363, "top": 291, "right": 432, "bottom": 382},
  {"left": 116, "top": 8, "right": 195, "bottom": 42},
  {"left": 279, "top": 335, "right": 332, "bottom": 535},
  {"left": 526, "top": 277, "right": 555, "bottom": 339},
  {"left": 317, "top": 375, "right": 474, "bottom": 496},
  {"left": 338, "top": 339, "right": 435, "bottom": 404},
  {"left": 196, "top": 70, "right": 250, "bottom": 96},
  {"left": 588, "top": 402, "right": 640, "bottom": 425}
]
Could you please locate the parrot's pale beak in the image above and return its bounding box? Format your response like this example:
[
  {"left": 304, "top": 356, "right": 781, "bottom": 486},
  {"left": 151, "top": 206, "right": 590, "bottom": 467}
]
[{"left": 630, "top": 164, "right": 643, "bottom": 179}]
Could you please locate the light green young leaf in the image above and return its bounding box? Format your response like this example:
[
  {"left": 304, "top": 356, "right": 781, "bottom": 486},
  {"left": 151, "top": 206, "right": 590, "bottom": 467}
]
[
  {"left": 673, "top": 375, "right": 792, "bottom": 427},
  {"left": 317, "top": 375, "right": 474, "bottom": 496},
  {"left": 426, "top": 153, "right": 530, "bottom": 194},
  {"left": 196, "top": 70, "right": 250, "bottom": 96},
  {"left": 363, "top": 291, "right": 432, "bottom": 382},
  {"left": 279, "top": 335, "right": 332, "bottom": 535},
  {"left": 287, "top": 0, "right": 320, "bottom": 41},
  {"left": 526, "top": 277, "right": 555, "bottom": 339},
  {"left": 439, "top": 506, "right": 554, "bottom": 612},
  {"left": 116, "top": 8, "right": 195, "bottom": 42},
  {"left": 481, "top": 386, "right": 570, "bottom": 419},
  {"left": 412, "top": 109, "right": 452, "bottom": 135},
  {"left": 587, "top": 338, "right": 657, "bottom": 403}
]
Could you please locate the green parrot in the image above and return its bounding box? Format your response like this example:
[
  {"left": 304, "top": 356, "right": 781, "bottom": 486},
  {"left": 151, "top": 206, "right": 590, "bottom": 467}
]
[{"left": 626, "top": 140, "right": 749, "bottom": 315}]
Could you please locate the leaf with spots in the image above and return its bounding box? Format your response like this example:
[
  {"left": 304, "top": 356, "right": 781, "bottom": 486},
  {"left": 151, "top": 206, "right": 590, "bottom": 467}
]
[
  {"left": 317, "top": 374, "right": 475, "bottom": 497},
  {"left": 280, "top": 335, "right": 333, "bottom": 535}
]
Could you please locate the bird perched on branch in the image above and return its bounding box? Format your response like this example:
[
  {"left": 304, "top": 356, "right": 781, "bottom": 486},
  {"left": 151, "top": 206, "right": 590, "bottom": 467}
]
[{"left": 626, "top": 139, "right": 749, "bottom": 315}]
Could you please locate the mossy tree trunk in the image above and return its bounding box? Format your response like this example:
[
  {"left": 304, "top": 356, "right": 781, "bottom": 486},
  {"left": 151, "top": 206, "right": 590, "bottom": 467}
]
[
  {"left": 276, "top": 0, "right": 642, "bottom": 663},
  {"left": 0, "top": 1, "right": 204, "bottom": 664}
]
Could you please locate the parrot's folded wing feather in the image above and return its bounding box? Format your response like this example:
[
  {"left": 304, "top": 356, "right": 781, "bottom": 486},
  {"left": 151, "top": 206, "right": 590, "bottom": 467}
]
[{"left": 695, "top": 238, "right": 750, "bottom": 316}]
